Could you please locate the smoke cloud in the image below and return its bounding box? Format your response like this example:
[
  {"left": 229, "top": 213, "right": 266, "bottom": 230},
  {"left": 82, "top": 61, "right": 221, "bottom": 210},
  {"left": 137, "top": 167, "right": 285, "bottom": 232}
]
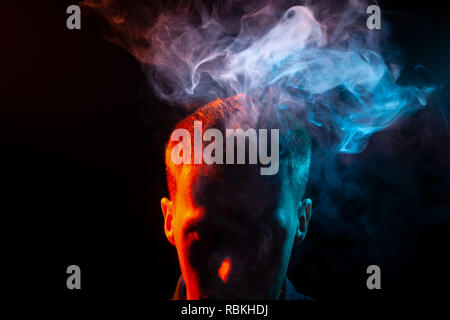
[{"left": 82, "top": 0, "right": 435, "bottom": 154}]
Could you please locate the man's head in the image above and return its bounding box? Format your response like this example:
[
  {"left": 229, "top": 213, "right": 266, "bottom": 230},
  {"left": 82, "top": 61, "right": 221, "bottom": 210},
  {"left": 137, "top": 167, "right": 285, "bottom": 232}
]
[{"left": 161, "top": 94, "right": 312, "bottom": 299}]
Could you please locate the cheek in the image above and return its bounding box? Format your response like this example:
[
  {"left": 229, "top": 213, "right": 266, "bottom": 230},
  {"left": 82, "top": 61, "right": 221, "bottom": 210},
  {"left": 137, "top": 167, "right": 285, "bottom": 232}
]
[
  {"left": 271, "top": 212, "right": 297, "bottom": 261},
  {"left": 171, "top": 214, "right": 185, "bottom": 250},
  {"left": 173, "top": 220, "right": 213, "bottom": 279},
  {"left": 173, "top": 227, "right": 211, "bottom": 295},
  {"left": 273, "top": 210, "right": 294, "bottom": 241},
  {"left": 171, "top": 198, "right": 200, "bottom": 251},
  {"left": 171, "top": 212, "right": 199, "bottom": 270},
  {"left": 187, "top": 234, "right": 213, "bottom": 268}
]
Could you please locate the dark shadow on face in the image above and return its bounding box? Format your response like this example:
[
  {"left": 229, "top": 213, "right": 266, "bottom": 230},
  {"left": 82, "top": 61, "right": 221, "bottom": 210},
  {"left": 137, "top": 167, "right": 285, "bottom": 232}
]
[{"left": 174, "top": 163, "right": 299, "bottom": 299}]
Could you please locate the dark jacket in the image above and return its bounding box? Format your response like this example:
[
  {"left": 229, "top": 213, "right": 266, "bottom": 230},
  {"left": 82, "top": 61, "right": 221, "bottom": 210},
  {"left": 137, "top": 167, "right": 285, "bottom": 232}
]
[{"left": 172, "top": 275, "right": 312, "bottom": 300}]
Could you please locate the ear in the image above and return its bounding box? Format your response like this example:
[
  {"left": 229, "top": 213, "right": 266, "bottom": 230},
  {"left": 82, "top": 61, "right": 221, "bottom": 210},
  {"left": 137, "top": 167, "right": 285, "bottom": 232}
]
[
  {"left": 294, "top": 198, "right": 312, "bottom": 246},
  {"left": 161, "top": 197, "right": 175, "bottom": 246}
]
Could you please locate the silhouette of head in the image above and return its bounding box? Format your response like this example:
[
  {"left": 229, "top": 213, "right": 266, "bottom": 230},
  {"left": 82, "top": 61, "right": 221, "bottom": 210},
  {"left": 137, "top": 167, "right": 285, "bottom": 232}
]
[{"left": 161, "top": 94, "right": 312, "bottom": 299}]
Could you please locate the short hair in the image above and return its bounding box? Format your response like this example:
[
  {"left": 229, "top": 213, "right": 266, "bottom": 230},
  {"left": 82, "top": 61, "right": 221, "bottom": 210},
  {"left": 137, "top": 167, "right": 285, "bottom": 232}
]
[{"left": 164, "top": 93, "right": 312, "bottom": 200}]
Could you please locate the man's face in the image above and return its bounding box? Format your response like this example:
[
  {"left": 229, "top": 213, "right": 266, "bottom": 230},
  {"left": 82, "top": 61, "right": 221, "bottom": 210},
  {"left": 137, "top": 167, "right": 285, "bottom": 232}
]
[{"left": 161, "top": 164, "right": 311, "bottom": 299}]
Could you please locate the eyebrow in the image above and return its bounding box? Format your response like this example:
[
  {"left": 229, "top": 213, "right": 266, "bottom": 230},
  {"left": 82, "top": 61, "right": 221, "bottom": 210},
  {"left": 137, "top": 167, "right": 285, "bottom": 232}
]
[{"left": 184, "top": 218, "right": 203, "bottom": 233}]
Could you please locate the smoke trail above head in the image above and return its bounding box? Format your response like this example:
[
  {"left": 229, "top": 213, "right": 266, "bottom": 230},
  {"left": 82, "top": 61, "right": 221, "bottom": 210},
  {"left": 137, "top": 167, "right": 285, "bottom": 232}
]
[{"left": 82, "top": 0, "right": 435, "bottom": 154}]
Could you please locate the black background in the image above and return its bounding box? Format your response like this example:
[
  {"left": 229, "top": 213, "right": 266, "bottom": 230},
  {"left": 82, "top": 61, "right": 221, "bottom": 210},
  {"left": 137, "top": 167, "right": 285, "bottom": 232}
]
[{"left": 1, "top": 0, "right": 449, "bottom": 306}]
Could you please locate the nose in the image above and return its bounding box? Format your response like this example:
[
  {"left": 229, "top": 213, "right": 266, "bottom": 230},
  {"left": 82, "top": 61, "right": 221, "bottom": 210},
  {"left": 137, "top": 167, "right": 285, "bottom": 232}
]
[{"left": 218, "top": 257, "right": 231, "bottom": 283}]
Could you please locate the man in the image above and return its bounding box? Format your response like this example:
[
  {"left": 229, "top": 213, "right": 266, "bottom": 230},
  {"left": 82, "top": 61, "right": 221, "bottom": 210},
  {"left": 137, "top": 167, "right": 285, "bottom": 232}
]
[{"left": 160, "top": 94, "right": 313, "bottom": 300}]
